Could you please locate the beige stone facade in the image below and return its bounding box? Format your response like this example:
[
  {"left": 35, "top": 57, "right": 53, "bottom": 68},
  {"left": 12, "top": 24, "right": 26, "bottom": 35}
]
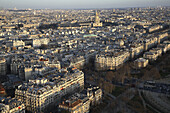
[
  {"left": 134, "top": 58, "right": 149, "bottom": 69},
  {"left": 95, "top": 51, "right": 130, "bottom": 71},
  {"left": 15, "top": 67, "right": 84, "bottom": 112}
]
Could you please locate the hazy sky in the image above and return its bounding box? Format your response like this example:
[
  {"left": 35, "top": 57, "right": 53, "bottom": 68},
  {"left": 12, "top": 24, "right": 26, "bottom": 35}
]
[{"left": 0, "top": 0, "right": 170, "bottom": 9}]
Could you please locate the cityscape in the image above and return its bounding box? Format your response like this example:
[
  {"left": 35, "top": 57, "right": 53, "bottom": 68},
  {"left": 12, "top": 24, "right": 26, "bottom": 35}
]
[{"left": 0, "top": 0, "right": 170, "bottom": 113}]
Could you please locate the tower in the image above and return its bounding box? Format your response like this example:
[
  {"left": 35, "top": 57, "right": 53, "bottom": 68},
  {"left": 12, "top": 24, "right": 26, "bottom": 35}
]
[
  {"left": 95, "top": 10, "right": 100, "bottom": 23},
  {"left": 93, "top": 10, "right": 102, "bottom": 27}
]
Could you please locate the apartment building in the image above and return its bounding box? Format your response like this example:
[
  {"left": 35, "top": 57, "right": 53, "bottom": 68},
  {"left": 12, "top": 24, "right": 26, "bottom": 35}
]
[
  {"left": 0, "top": 57, "right": 7, "bottom": 76},
  {"left": 86, "top": 86, "right": 102, "bottom": 106},
  {"left": 134, "top": 58, "right": 149, "bottom": 69},
  {"left": 148, "top": 25, "right": 162, "bottom": 33},
  {"left": 10, "top": 57, "right": 23, "bottom": 75},
  {"left": 157, "top": 32, "right": 168, "bottom": 43},
  {"left": 59, "top": 86, "right": 102, "bottom": 113},
  {"left": 15, "top": 78, "right": 57, "bottom": 112},
  {"left": 59, "top": 94, "right": 90, "bottom": 113},
  {"left": 130, "top": 44, "right": 144, "bottom": 59},
  {"left": 95, "top": 51, "right": 130, "bottom": 71},
  {"left": 150, "top": 48, "right": 162, "bottom": 57},
  {"left": 143, "top": 51, "right": 158, "bottom": 61},
  {"left": 15, "top": 67, "right": 84, "bottom": 112},
  {"left": 32, "top": 38, "right": 50, "bottom": 47},
  {"left": 144, "top": 37, "right": 158, "bottom": 51},
  {"left": 0, "top": 103, "right": 9, "bottom": 113},
  {"left": 12, "top": 40, "right": 25, "bottom": 47},
  {"left": 0, "top": 97, "right": 25, "bottom": 113}
]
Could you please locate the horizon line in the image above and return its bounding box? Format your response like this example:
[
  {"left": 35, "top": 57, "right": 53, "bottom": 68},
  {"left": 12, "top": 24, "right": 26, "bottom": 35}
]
[{"left": 1, "top": 6, "right": 170, "bottom": 10}]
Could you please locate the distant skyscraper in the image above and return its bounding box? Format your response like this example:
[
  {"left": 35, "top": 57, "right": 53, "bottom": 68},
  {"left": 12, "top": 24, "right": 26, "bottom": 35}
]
[{"left": 93, "top": 10, "right": 102, "bottom": 27}]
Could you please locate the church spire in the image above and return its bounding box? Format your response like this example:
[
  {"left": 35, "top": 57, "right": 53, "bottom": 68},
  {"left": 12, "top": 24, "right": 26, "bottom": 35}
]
[
  {"left": 93, "top": 10, "right": 102, "bottom": 27},
  {"left": 95, "top": 10, "right": 100, "bottom": 23}
]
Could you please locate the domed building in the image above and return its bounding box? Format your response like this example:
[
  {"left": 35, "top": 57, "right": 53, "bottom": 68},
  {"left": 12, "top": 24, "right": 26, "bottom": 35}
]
[{"left": 93, "top": 10, "right": 103, "bottom": 27}]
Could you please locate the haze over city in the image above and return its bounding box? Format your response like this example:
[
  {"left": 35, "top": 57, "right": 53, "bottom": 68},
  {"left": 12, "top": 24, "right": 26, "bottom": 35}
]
[
  {"left": 0, "top": 0, "right": 170, "bottom": 9},
  {"left": 0, "top": 0, "right": 170, "bottom": 113}
]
